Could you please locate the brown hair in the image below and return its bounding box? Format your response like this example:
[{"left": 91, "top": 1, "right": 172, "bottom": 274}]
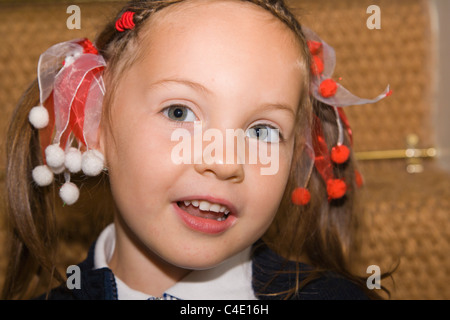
[
  {"left": 2, "top": 0, "right": 389, "bottom": 299},
  {"left": 261, "top": 99, "right": 393, "bottom": 299}
]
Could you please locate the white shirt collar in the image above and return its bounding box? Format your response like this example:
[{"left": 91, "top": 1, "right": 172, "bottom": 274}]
[{"left": 94, "top": 223, "right": 256, "bottom": 300}]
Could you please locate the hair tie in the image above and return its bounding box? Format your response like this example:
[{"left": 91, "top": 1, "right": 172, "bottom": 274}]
[
  {"left": 28, "top": 38, "right": 106, "bottom": 205},
  {"left": 115, "top": 11, "right": 136, "bottom": 32}
]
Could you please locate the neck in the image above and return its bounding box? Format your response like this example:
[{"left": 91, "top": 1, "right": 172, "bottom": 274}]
[{"left": 108, "top": 216, "right": 190, "bottom": 297}]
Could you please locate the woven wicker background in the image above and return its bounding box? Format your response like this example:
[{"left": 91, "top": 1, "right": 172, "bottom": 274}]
[
  {"left": 0, "top": 0, "right": 449, "bottom": 300},
  {"left": 297, "top": 0, "right": 435, "bottom": 153},
  {"left": 293, "top": 0, "right": 450, "bottom": 300}
]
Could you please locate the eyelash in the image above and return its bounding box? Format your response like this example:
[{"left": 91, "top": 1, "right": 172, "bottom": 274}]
[
  {"left": 161, "top": 104, "right": 198, "bottom": 122},
  {"left": 246, "top": 123, "right": 284, "bottom": 143}
]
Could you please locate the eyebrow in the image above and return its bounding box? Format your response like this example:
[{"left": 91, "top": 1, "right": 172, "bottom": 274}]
[
  {"left": 258, "top": 103, "right": 297, "bottom": 118},
  {"left": 148, "top": 78, "right": 213, "bottom": 95}
]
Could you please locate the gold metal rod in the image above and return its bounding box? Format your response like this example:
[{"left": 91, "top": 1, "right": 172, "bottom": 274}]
[{"left": 355, "top": 148, "right": 437, "bottom": 161}]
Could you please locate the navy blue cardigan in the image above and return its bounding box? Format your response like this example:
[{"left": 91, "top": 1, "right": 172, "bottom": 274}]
[{"left": 37, "top": 241, "right": 369, "bottom": 300}]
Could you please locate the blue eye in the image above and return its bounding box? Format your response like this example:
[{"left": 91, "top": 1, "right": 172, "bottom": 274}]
[
  {"left": 246, "top": 124, "right": 280, "bottom": 143},
  {"left": 163, "top": 104, "right": 197, "bottom": 122}
]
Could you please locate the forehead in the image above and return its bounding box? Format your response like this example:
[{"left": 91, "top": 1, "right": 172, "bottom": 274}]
[
  {"left": 138, "top": 0, "right": 303, "bottom": 67},
  {"left": 121, "top": 0, "right": 305, "bottom": 109}
]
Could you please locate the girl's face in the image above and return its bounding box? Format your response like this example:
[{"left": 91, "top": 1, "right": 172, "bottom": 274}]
[{"left": 102, "top": 0, "right": 305, "bottom": 273}]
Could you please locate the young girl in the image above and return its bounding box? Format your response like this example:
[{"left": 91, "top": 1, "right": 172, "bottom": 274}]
[{"left": 2, "top": 0, "right": 391, "bottom": 300}]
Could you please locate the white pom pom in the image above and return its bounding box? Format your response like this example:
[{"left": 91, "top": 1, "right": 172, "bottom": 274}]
[
  {"left": 45, "top": 144, "right": 65, "bottom": 169},
  {"left": 59, "top": 182, "right": 80, "bottom": 205},
  {"left": 81, "top": 149, "right": 105, "bottom": 176},
  {"left": 29, "top": 105, "right": 49, "bottom": 129},
  {"left": 65, "top": 148, "right": 82, "bottom": 173},
  {"left": 50, "top": 164, "right": 66, "bottom": 174},
  {"left": 32, "top": 165, "right": 54, "bottom": 186}
]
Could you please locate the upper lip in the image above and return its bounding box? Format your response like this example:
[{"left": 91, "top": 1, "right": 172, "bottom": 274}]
[{"left": 175, "top": 195, "right": 238, "bottom": 217}]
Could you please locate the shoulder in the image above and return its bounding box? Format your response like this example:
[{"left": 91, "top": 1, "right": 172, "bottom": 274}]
[
  {"left": 251, "top": 242, "right": 370, "bottom": 300},
  {"left": 34, "top": 242, "right": 117, "bottom": 300},
  {"left": 292, "top": 272, "right": 370, "bottom": 300}
]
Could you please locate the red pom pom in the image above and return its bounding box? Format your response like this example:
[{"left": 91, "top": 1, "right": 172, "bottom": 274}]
[
  {"left": 319, "top": 79, "right": 338, "bottom": 98},
  {"left": 307, "top": 40, "right": 322, "bottom": 55},
  {"left": 326, "top": 179, "right": 347, "bottom": 200},
  {"left": 310, "top": 55, "right": 324, "bottom": 75},
  {"left": 331, "top": 145, "right": 350, "bottom": 164},
  {"left": 291, "top": 187, "right": 311, "bottom": 205}
]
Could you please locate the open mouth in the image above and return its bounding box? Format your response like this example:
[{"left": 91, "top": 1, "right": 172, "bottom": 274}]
[{"left": 177, "top": 200, "right": 231, "bottom": 222}]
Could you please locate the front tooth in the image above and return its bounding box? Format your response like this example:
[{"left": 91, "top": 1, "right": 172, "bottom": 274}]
[
  {"left": 219, "top": 206, "right": 227, "bottom": 213},
  {"left": 184, "top": 200, "right": 191, "bottom": 206},
  {"left": 192, "top": 200, "right": 199, "bottom": 207},
  {"left": 209, "top": 204, "right": 221, "bottom": 213},
  {"left": 199, "top": 201, "right": 211, "bottom": 211}
]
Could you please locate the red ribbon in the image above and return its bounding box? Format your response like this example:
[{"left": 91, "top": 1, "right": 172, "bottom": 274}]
[
  {"left": 39, "top": 39, "right": 104, "bottom": 157},
  {"left": 59, "top": 67, "right": 104, "bottom": 149},
  {"left": 312, "top": 115, "right": 334, "bottom": 184},
  {"left": 312, "top": 115, "right": 348, "bottom": 200},
  {"left": 336, "top": 107, "right": 353, "bottom": 145}
]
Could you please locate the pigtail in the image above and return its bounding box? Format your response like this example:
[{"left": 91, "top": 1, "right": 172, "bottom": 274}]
[
  {"left": 247, "top": 0, "right": 394, "bottom": 299},
  {"left": 304, "top": 100, "right": 390, "bottom": 298},
  {"left": 2, "top": 79, "right": 63, "bottom": 300},
  {"left": 1, "top": 0, "right": 181, "bottom": 300},
  {"left": 261, "top": 98, "right": 392, "bottom": 300}
]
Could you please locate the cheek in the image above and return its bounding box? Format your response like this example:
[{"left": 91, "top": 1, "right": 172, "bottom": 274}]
[
  {"left": 244, "top": 145, "right": 293, "bottom": 228},
  {"left": 103, "top": 113, "right": 179, "bottom": 213}
]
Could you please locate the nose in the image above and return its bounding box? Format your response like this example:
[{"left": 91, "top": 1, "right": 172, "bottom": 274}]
[
  {"left": 194, "top": 158, "right": 245, "bottom": 183},
  {"left": 193, "top": 129, "right": 245, "bottom": 183}
]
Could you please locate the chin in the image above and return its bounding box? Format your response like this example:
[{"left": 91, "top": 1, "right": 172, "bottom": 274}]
[{"left": 163, "top": 242, "right": 243, "bottom": 271}]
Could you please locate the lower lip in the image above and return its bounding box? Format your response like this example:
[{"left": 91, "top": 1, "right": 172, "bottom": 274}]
[{"left": 173, "top": 203, "right": 237, "bottom": 234}]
